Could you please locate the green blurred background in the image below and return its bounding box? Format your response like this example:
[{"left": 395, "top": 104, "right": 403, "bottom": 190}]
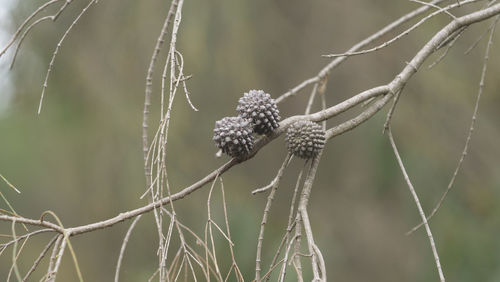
[{"left": 1, "top": 0, "right": 499, "bottom": 281}]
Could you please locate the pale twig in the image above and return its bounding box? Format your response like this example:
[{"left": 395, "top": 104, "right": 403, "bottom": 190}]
[
  {"left": 427, "top": 27, "right": 467, "bottom": 69},
  {"left": 320, "top": 82, "right": 327, "bottom": 131},
  {"left": 0, "top": 229, "right": 53, "bottom": 256},
  {"left": 252, "top": 154, "right": 293, "bottom": 194},
  {"left": 40, "top": 211, "right": 83, "bottom": 282},
  {"left": 262, "top": 169, "right": 304, "bottom": 282},
  {"left": 278, "top": 235, "right": 300, "bottom": 282},
  {"left": 297, "top": 151, "right": 325, "bottom": 281},
  {"left": 9, "top": 220, "right": 22, "bottom": 281},
  {"left": 313, "top": 244, "right": 326, "bottom": 281},
  {"left": 464, "top": 13, "right": 499, "bottom": 54},
  {"left": 435, "top": 25, "right": 467, "bottom": 51},
  {"left": 22, "top": 235, "right": 58, "bottom": 282},
  {"left": 388, "top": 128, "right": 445, "bottom": 282},
  {"left": 275, "top": 0, "right": 446, "bottom": 104},
  {"left": 323, "top": 0, "right": 482, "bottom": 58},
  {"left": 383, "top": 88, "right": 404, "bottom": 134},
  {"left": 38, "top": 0, "right": 97, "bottom": 114},
  {"left": 260, "top": 258, "right": 286, "bottom": 281},
  {"left": 220, "top": 178, "right": 244, "bottom": 281},
  {"left": 410, "top": 0, "right": 457, "bottom": 20},
  {"left": 304, "top": 83, "right": 319, "bottom": 115},
  {"left": 206, "top": 174, "right": 224, "bottom": 281},
  {"left": 175, "top": 51, "right": 198, "bottom": 111},
  {"left": 143, "top": 0, "right": 178, "bottom": 191},
  {"left": 0, "top": 174, "right": 21, "bottom": 193},
  {"left": 327, "top": 94, "right": 392, "bottom": 140},
  {"left": 152, "top": 3, "right": 188, "bottom": 275},
  {"left": 46, "top": 235, "right": 62, "bottom": 280},
  {"left": 293, "top": 163, "right": 311, "bottom": 282},
  {"left": 254, "top": 153, "right": 292, "bottom": 280},
  {"left": 407, "top": 15, "right": 498, "bottom": 235},
  {"left": 46, "top": 234, "right": 68, "bottom": 282},
  {"left": 166, "top": 247, "right": 182, "bottom": 281},
  {"left": 0, "top": 0, "right": 63, "bottom": 57},
  {"left": 0, "top": 191, "right": 27, "bottom": 231},
  {"left": 114, "top": 215, "right": 142, "bottom": 282},
  {"left": 10, "top": 16, "right": 53, "bottom": 69},
  {"left": 276, "top": 165, "right": 305, "bottom": 282}
]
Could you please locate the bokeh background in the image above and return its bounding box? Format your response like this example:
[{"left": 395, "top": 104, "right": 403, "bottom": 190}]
[{"left": 1, "top": 0, "right": 500, "bottom": 281}]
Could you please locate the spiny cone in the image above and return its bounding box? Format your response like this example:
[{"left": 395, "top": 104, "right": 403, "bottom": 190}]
[
  {"left": 213, "top": 116, "right": 254, "bottom": 158},
  {"left": 236, "top": 89, "right": 280, "bottom": 135},
  {"left": 285, "top": 120, "right": 325, "bottom": 159}
]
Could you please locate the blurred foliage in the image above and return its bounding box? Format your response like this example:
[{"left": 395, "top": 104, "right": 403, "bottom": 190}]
[{"left": 0, "top": 0, "right": 499, "bottom": 281}]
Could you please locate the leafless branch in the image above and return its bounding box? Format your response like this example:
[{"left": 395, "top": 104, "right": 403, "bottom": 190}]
[
  {"left": 407, "top": 14, "right": 499, "bottom": 235},
  {"left": 388, "top": 128, "right": 445, "bottom": 282}
]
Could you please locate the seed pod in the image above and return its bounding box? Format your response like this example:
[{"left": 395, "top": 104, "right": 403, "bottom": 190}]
[
  {"left": 213, "top": 116, "right": 254, "bottom": 158},
  {"left": 236, "top": 90, "right": 280, "bottom": 135},
  {"left": 285, "top": 120, "right": 325, "bottom": 159}
]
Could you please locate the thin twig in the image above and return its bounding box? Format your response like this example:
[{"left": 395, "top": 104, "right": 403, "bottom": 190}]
[
  {"left": 407, "top": 14, "right": 498, "bottom": 235},
  {"left": 388, "top": 128, "right": 445, "bottom": 282},
  {"left": 427, "top": 27, "right": 467, "bottom": 69},
  {"left": 298, "top": 151, "right": 325, "bottom": 281},
  {"left": 410, "top": 0, "right": 457, "bottom": 20},
  {"left": 114, "top": 215, "right": 142, "bottom": 282},
  {"left": 255, "top": 154, "right": 292, "bottom": 280},
  {"left": 275, "top": 0, "right": 446, "bottom": 103},
  {"left": 252, "top": 154, "right": 293, "bottom": 194},
  {"left": 38, "top": 0, "right": 97, "bottom": 114},
  {"left": 464, "top": 11, "right": 499, "bottom": 54},
  {"left": 323, "top": 0, "right": 481, "bottom": 58},
  {"left": 22, "top": 235, "right": 59, "bottom": 282},
  {"left": 0, "top": 0, "right": 63, "bottom": 58}
]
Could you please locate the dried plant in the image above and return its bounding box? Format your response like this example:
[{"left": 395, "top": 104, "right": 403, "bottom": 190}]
[{"left": 1, "top": 0, "right": 499, "bottom": 281}]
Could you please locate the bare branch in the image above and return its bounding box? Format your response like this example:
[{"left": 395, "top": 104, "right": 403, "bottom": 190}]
[
  {"left": 38, "top": 0, "right": 97, "bottom": 114},
  {"left": 22, "top": 235, "right": 59, "bottom": 282},
  {"left": 388, "top": 128, "right": 445, "bottom": 282},
  {"left": 114, "top": 215, "right": 142, "bottom": 282},
  {"left": 275, "top": 0, "right": 446, "bottom": 103},
  {"left": 407, "top": 14, "right": 499, "bottom": 235}
]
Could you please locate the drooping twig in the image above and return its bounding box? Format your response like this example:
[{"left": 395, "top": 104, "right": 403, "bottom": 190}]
[
  {"left": 220, "top": 178, "right": 244, "bottom": 281},
  {"left": 388, "top": 127, "right": 445, "bottom": 282},
  {"left": 255, "top": 153, "right": 292, "bottom": 280},
  {"left": 464, "top": 1, "right": 499, "bottom": 54},
  {"left": 114, "top": 215, "right": 142, "bottom": 282},
  {"left": 297, "top": 150, "right": 325, "bottom": 281},
  {"left": 252, "top": 154, "right": 293, "bottom": 195},
  {"left": 142, "top": 0, "right": 179, "bottom": 188},
  {"left": 276, "top": 165, "right": 305, "bottom": 282},
  {"left": 38, "top": 0, "right": 97, "bottom": 115},
  {"left": 0, "top": 0, "right": 65, "bottom": 58},
  {"left": 407, "top": 14, "right": 498, "bottom": 235},
  {"left": 22, "top": 235, "right": 59, "bottom": 282}
]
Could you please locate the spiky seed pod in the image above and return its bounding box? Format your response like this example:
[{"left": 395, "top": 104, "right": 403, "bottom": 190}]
[
  {"left": 236, "top": 90, "right": 281, "bottom": 135},
  {"left": 285, "top": 120, "right": 326, "bottom": 159},
  {"left": 213, "top": 116, "right": 255, "bottom": 158}
]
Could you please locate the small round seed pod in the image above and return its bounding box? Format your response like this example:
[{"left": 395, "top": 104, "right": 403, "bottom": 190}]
[
  {"left": 236, "top": 89, "right": 280, "bottom": 135},
  {"left": 213, "top": 116, "right": 254, "bottom": 158},
  {"left": 285, "top": 120, "right": 325, "bottom": 159}
]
